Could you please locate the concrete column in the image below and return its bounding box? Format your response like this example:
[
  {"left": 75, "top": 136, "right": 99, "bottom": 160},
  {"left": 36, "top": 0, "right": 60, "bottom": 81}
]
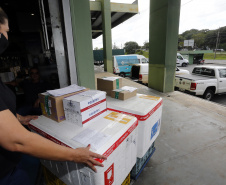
[
  {"left": 189, "top": 54, "right": 193, "bottom": 64},
  {"left": 70, "top": 0, "right": 95, "bottom": 89},
  {"left": 148, "top": 0, "right": 181, "bottom": 92},
  {"left": 97, "top": 0, "right": 113, "bottom": 73},
  {"left": 48, "top": 0, "right": 69, "bottom": 88}
]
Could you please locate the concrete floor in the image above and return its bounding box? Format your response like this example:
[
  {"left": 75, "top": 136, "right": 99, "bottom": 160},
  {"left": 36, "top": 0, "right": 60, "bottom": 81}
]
[{"left": 95, "top": 71, "right": 226, "bottom": 185}]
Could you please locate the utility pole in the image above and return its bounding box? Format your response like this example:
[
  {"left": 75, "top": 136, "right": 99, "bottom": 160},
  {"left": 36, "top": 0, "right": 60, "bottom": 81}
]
[{"left": 214, "top": 28, "right": 220, "bottom": 59}]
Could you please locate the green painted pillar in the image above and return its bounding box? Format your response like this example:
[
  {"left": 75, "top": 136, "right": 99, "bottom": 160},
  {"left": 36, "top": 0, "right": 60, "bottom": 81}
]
[
  {"left": 189, "top": 54, "right": 194, "bottom": 64},
  {"left": 97, "top": 0, "right": 113, "bottom": 73},
  {"left": 148, "top": 0, "right": 181, "bottom": 92},
  {"left": 70, "top": 0, "right": 95, "bottom": 89}
]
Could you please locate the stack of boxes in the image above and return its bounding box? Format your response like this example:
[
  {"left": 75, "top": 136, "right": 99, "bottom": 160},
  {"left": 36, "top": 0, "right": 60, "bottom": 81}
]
[
  {"left": 29, "top": 84, "right": 140, "bottom": 185},
  {"left": 38, "top": 89, "right": 88, "bottom": 122},
  {"left": 29, "top": 77, "right": 163, "bottom": 184},
  {"left": 97, "top": 77, "right": 122, "bottom": 96},
  {"left": 97, "top": 77, "right": 137, "bottom": 100},
  {"left": 97, "top": 76, "right": 163, "bottom": 179}
]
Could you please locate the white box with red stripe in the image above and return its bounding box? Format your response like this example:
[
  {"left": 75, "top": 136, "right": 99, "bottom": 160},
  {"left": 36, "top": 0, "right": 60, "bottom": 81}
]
[
  {"left": 106, "top": 94, "right": 163, "bottom": 158},
  {"left": 63, "top": 90, "right": 107, "bottom": 126},
  {"left": 29, "top": 111, "right": 138, "bottom": 185}
]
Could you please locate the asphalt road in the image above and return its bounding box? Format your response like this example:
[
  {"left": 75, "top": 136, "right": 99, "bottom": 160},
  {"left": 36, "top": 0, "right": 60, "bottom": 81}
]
[{"left": 178, "top": 63, "right": 226, "bottom": 106}]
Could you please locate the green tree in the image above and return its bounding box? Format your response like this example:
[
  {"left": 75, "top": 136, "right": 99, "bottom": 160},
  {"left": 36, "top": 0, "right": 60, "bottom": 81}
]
[
  {"left": 218, "top": 26, "right": 226, "bottom": 50},
  {"left": 181, "top": 29, "right": 199, "bottom": 40},
  {"left": 124, "top": 41, "right": 140, "bottom": 54},
  {"left": 136, "top": 50, "right": 144, "bottom": 55},
  {"left": 178, "top": 35, "right": 184, "bottom": 42},
  {"left": 178, "top": 26, "right": 226, "bottom": 50},
  {"left": 204, "top": 30, "right": 217, "bottom": 49},
  {"left": 192, "top": 32, "right": 206, "bottom": 48},
  {"left": 178, "top": 35, "right": 185, "bottom": 50},
  {"left": 143, "top": 41, "right": 149, "bottom": 50}
]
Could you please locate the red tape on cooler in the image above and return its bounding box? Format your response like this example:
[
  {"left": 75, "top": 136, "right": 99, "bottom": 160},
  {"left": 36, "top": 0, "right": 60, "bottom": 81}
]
[
  {"left": 81, "top": 99, "right": 106, "bottom": 113},
  {"left": 28, "top": 124, "right": 70, "bottom": 148}
]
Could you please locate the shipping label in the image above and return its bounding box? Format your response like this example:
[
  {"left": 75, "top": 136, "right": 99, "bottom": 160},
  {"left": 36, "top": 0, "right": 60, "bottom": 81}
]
[
  {"left": 139, "top": 95, "right": 160, "bottom": 101},
  {"left": 104, "top": 112, "right": 133, "bottom": 124}
]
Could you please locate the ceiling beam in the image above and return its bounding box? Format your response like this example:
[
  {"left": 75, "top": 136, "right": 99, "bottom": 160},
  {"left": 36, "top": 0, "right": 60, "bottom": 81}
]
[{"left": 90, "top": 1, "right": 138, "bottom": 13}]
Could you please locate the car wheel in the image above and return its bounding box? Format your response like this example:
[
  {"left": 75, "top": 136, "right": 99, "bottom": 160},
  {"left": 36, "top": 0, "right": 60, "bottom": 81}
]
[
  {"left": 119, "top": 73, "right": 125, "bottom": 77},
  {"left": 203, "top": 89, "right": 214, "bottom": 101},
  {"left": 182, "top": 63, "right": 187, "bottom": 67}
]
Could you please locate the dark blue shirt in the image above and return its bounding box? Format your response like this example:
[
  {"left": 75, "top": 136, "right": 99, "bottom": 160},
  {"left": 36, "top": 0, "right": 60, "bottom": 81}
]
[{"left": 0, "top": 78, "right": 21, "bottom": 178}]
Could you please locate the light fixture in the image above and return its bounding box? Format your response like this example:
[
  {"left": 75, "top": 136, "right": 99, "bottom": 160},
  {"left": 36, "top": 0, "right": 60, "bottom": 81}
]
[{"left": 31, "top": 13, "right": 35, "bottom": 16}]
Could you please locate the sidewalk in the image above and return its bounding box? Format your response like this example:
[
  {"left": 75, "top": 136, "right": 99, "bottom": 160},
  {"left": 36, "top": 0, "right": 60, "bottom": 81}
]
[{"left": 204, "top": 59, "right": 226, "bottom": 65}]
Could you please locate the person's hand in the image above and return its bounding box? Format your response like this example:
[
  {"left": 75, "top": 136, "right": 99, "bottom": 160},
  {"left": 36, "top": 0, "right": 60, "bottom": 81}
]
[
  {"left": 18, "top": 115, "right": 38, "bottom": 125},
  {"left": 33, "top": 99, "right": 40, "bottom": 108},
  {"left": 73, "top": 144, "right": 107, "bottom": 172}
]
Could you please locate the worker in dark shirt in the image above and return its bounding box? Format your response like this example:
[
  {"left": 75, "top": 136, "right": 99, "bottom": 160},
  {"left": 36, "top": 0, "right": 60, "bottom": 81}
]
[
  {"left": 17, "top": 67, "right": 50, "bottom": 115},
  {"left": 0, "top": 7, "right": 106, "bottom": 185}
]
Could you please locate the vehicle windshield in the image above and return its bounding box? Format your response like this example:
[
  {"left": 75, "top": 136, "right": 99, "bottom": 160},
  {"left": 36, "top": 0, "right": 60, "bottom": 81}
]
[
  {"left": 141, "top": 58, "right": 148, "bottom": 63},
  {"left": 177, "top": 55, "right": 183, "bottom": 60},
  {"left": 192, "top": 67, "right": 215, "bottom": 77}
]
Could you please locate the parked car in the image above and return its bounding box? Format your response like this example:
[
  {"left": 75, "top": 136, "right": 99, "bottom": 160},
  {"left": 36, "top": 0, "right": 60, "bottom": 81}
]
[
  {"left": 130, "top": 63, "right": 149, "bottom": 84},
  {"left": 177, "top": 53, "right": 189, "bottom": 67},
  {"left": 175, "top": 66, "right": 226, "bottom": 100},
  {"left": 175, "top": 67, "right": 189, "bottom": 75},
  {"left": 113, "top": 55, "right": 148, "bottom": 77},
  {"left": 131, "top": 64, "right": 189, "bottom": 84},
  {"left": 214, "top": 49, "right": 224, "bottom": 52}
]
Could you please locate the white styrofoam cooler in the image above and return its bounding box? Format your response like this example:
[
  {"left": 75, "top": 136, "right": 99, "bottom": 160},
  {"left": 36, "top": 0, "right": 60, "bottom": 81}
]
[
  {"left": 29, "top": 111, "right": 138, "bottom": 185},
  {"left": 63, "top": 90, "right": 107, "bottom": 126},
  {"left": 106, "top": 93, "right": 163, "bottom": 158}
]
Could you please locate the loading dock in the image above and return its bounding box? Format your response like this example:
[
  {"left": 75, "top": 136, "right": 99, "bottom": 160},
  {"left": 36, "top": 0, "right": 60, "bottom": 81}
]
[{"left": 1, "top": 0, "right": 226, "bottom": 184}]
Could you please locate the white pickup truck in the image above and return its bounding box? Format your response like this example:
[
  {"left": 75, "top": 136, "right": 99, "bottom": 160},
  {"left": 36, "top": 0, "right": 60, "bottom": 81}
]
[{"left": 175, "top": 66, "right": 226, "bottom": 100}]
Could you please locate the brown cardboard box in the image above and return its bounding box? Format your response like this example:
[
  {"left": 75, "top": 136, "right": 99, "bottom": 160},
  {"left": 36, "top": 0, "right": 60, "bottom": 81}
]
[
  {"left": 111, "top": 89, "right": 137, "bottom": 100},
  {"left": 97, "top": 77, "right": 122, "bottom": 96},
  {"left": 39, "top": 89, "right": 88, "bottom": 122}
]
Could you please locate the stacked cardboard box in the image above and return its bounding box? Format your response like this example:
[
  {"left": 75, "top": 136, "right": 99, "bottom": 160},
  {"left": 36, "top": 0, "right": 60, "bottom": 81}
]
[
  {"left": 63, "top": 90, "right": 107, "bottom": 126},
  {"left": 97, "top": 77, "right": 122, "bottom": 96},
  {"left": 29, "top": 111, "right": 138, "bottom": 185},
  {"left": 39, "top": 89, "right": 88, "bottom": 122},
  {"left": 111, "top": 86, "right": 137, "bottom": 100}
]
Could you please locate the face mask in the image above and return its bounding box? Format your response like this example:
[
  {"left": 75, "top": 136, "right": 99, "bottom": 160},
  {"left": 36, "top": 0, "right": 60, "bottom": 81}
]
[{"left": 0, "top": 33, "right": 9, "bottom": 54}]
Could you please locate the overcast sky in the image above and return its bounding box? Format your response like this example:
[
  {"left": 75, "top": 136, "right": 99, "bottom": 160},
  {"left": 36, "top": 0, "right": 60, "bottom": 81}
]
[{"left": 92, "top": 0, "right": 226, "bottom": 49}]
